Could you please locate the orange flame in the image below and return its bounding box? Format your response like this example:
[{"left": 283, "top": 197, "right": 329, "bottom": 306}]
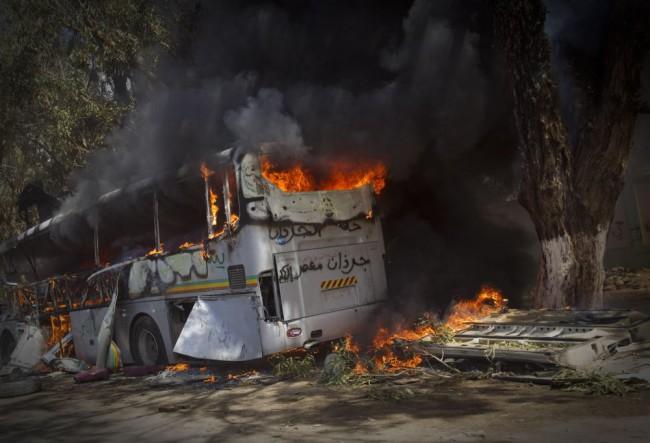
[
  {"left": 178, "top": 242, "right": 196, "bottom": 250},
  {"left": 368, "top": 324, "right": 434, "bottom": 372},
  {"left": 200, "top": 162, "right": 213, "bottom": 180},
  {"left": 47, "top": 313, "right": 71, "bottom": 348},
  {"left": 209, "top": 188, "right": 219, "bottom": 227},
  {"left": 445, "top": 286, "right": 506, "bottom": 331},
  {"left": 201, "top": 162, "right": 220, "bottom": 229},
  {"left": 333, "top": 334, "right": 360, "bottom": 354},
  {"left": 146, "top": 245, "right": 164, "bottom": 257},
  {"left": 261, "top": 158, "right": 386, "bottom": 194},
  {"left": 230, "top": 212, "right": 240, "bottom": 227},
  {"left": 334, "top": 287, "right": 507, "bottom": 374},
  {"left": 166, "top": 363, "right": 190, "bottom": 372},
  {"left": 228, "top": 370, "right": 259, "bottom": 381}
]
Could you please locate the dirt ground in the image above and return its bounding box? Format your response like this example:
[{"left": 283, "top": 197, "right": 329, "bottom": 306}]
[
  {"left": 1, "top": 369, "right": 649, "bottom": 443},
  {"left": 1, "top": 288, "right": 650, "bottom": 443}
]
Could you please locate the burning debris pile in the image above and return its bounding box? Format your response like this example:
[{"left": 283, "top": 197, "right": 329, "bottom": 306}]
[
  {"left": 319, "top": 286, "right": 507, "bottom": 383},
  {"left": 147, "top": 363, "right": 269, "bottom": 387},
  {"left": 268, "top": 287, "right": 650, "bottom": 397},
  {"left": 2, "top": 281, "right": 650, "bottom": 399}
]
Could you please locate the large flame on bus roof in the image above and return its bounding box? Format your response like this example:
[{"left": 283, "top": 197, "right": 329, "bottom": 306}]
[{"left": 261, "top": 158, "right": 387, "bottom": 194}]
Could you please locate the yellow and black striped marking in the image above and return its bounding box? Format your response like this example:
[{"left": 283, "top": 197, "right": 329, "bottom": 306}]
[{"left": 320, "top": 276, "right": 358, "bottom": 291}]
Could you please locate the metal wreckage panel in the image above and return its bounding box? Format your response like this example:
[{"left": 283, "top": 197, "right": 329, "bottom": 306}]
[
  {"left": 239, "top": 152, "right": 374, "bottom": 224},
  {"left": 173, "top": 295, "right": 263, "bottom": 361},
  {"left": 266, "top": 185, "right": 374, "bottom": 224},
  {"left": 417, "top": 309, "right": 650, "bottom": 378},
  {"left": 70, "top": 307, "right": 110, "bottom": 364}
]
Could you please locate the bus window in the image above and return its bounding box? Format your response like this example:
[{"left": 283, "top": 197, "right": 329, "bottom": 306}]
[
  {"left": 225, "top": 165, "right": 240, "bottom": 229},
  {"left": 202, "top": 164, "right": 240, "bottom": 238},
  {"left": 156, "top": 174, "right": 205, "bottom": 249},
  {"left": 259, "top": 271, "right": 280, "bottom": 321},
  {"left": 202, "top": 168, "right": 225, "bottom": 237}
]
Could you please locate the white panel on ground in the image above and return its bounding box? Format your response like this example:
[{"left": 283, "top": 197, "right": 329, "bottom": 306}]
[
  {"left": 173, "top": 295, "right": 263, "bottom": 361},
  {"left": 8, "top": 324, "right": 46, "bottom": 370}
]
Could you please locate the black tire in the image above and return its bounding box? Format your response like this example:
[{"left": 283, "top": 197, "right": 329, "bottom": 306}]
[
  {"left": 0, "top": 378, "right": 41, "bottom": 398},
  {"left": 130, "top": 316, "right": 168, "bottom": 366},
  {"left": 0, "top": 330, "right": 17, "bottom": 366}
]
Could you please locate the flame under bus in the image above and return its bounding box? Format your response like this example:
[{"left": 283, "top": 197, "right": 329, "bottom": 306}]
[{"left": 1, "top": 149, "right": 388, "bottom": 366}]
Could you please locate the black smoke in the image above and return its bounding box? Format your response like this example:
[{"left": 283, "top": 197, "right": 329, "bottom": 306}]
[{"left": 62, "top": 0, "right": 539, "bottom": 313}]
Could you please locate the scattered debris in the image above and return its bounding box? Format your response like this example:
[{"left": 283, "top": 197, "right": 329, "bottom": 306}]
[
  {"left": 7, "top": 324, "right": 46, "bottom": 370},
  {"left": 50, "top": 358, "right": 89, "bottom": 374},
  {"left": 604, "top": 267, "right": 650, "bottom": 292},
  {"left": 410, "top": 309, "right": 650, "bottom": 380},
  {"left": 551, "top": 369, "right": 642, "bottom": 396},
  {"left": 148, "top": 365, "right": 211, "bottom": 385},
  {"left": 2, "top": 278, "right": 649, "bottom": 400},
  {"left": 41, "top": 333, "right": 73, "bottom": 365},
  {"left": 74, "top": 367, "right": 111, "bottom": 383}
]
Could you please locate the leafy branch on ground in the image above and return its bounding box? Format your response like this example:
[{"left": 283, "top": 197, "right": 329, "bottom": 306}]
[
  {"left": 552, "top": 369, "right": 642, "bottom": 396},
  {"left": 320, "top": 340, "right": 362, "bottom": 385},
  {"left": 270, "top": 353, "right": 315, "bottom": 378}
]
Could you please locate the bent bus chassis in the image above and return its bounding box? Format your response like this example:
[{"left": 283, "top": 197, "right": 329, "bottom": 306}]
[{"left": 0, "top": 149, "right": 388, "bottom": 366}]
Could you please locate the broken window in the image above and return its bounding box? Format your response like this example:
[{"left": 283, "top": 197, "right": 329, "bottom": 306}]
[
  {"left": 259, "top": 270, "right": 281, "bottom": 321},
  {"left": 156, "top": 174, "right": 206, "bottom": 249},
  {"left": 202, "top": 164, "right": 240, "bottom": 239}
]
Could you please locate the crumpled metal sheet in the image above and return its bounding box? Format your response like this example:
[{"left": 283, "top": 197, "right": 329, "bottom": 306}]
[
  {"left": 418, "top": 309, "right": 650, "bottom": 380},
  {"left": 173, "top": 295, "right": 263, "bottom": 361},
  {"left": 70, "top": 307, "right": 109, "bottom": 364},
  {"left": 8, "top": 324, "right": 46, "bottom": 370},
  {"left": 240, "top": 152, "right": 374, "bottom": 224}
]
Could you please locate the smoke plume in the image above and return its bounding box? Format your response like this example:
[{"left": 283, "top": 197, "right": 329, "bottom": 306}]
[{"left": 61, "top": 0, "right": 539, "bottom": 313}]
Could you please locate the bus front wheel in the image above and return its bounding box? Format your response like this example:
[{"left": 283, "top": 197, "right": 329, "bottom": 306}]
[{"left": 130, "top": 316, "right": 168, "bottom": 366}]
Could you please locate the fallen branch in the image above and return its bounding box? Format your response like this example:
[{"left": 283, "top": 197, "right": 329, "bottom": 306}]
[{"left": 418, "top": 350, "right": 460, "bottom": 373}]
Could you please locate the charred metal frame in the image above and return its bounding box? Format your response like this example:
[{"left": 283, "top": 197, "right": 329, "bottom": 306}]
[
  {"left": 153, "top": 190, "right": 161, "bottom": 251},
  {"left": 223, "top": 169, "right": 232, "bottom": 235},
  {"left": 203, "top": 174, "right": 213, "bottom": 238},
  {"left": 93, "top": 224, "right": 100, "bottom": 267}
]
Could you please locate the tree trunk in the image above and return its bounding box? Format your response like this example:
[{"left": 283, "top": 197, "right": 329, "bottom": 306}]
[
  {"left": 494, "top": 0, "right": 647, "bottom": 309},
  {"left": 535, "top": 224, "right": 609, "bottom": 309}
]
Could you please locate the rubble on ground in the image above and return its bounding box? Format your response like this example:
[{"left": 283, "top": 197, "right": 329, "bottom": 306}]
[
  {"left": 604, "top": 267, "right": 650, "bottom": 291},
  {"left": 2, "top": 303, "right": 650, "bottom": 399}
]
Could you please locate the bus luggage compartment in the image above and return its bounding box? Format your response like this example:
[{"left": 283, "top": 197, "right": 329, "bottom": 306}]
[{"left": 274, "top": 241, "right": 387, "bottom": 322}]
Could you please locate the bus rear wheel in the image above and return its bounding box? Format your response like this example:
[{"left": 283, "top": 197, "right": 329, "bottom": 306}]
[{"left": 130, "top": 316, "right": 168, "bottom": 366}]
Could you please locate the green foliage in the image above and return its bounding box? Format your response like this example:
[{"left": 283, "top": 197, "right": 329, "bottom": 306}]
[
  {"left": 553, "top": 369, "right": 638, "bottom": 396},
  {"left": 271, "top": 353, "right": 315, "bottom": 378},
  {"left": 432, "top": 325, "right": 455, "bottom": 344},
  {"left": 320, "top": 338, "right": 366, "bottom": 385},
  {"left": 0, "top": 0, "right": 176, "bottom": 239},
  {"left": 321, "top": 351, "right": 358, "bottom": 385}
]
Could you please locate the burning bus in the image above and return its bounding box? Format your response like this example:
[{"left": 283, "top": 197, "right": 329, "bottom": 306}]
[{"left": 0, "top": 149, "right": 388, "bottom": 367}]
